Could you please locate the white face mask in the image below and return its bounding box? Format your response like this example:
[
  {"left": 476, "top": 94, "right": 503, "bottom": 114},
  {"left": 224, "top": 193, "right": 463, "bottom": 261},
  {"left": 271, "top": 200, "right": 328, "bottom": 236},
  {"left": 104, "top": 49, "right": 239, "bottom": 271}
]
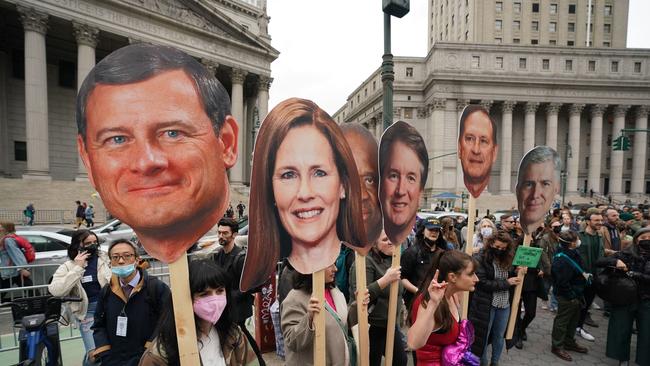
[
  {"left": 575, "top": 240, "right": 581, "bottom": 248},
  {"left": 480, "top": 227, "right": 493, "bottom": 238}
]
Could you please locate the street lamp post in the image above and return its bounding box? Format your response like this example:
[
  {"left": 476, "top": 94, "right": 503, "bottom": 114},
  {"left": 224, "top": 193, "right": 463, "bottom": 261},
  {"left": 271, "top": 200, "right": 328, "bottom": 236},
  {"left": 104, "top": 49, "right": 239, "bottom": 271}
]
[{"left": 382, "top": 0, "right": 409, "bottom": 131}]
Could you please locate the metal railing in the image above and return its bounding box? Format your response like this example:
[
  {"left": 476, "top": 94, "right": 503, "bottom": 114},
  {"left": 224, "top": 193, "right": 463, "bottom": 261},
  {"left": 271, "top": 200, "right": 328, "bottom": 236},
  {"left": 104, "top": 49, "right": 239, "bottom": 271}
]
[
  {"left": 0, "top": 209, "right": 108, "bottom": 225},
  {"left": 0, "top": 258, "right": 171, "bottom": 353}
]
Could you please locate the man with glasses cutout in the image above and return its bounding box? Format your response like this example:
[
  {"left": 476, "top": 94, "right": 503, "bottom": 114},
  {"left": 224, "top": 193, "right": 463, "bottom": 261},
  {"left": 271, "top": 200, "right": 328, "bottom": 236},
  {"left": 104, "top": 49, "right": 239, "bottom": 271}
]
[{"left": 91, "top": 239, "right": 170, "bottom": 366}]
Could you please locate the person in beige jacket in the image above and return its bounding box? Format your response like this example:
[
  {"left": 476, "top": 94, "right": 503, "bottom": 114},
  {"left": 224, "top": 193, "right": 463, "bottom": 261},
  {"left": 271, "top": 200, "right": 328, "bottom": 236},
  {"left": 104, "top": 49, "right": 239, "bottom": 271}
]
[
  {"left": 48, "top": 230, "right": 111, "bottom": 366},
  {"left": 281, "top": 264, "right": 353, "bottom": 366}
]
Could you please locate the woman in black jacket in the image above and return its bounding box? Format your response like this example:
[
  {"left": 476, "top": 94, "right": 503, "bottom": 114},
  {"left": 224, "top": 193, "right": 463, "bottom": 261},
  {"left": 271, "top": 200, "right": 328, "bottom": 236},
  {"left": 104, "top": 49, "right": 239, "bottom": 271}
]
[
  {"left": 468, "top": 231, "right": 521, "bottom": 365},
  {"left": 596, "top": 227, "right": 650, "bottom": 366}
]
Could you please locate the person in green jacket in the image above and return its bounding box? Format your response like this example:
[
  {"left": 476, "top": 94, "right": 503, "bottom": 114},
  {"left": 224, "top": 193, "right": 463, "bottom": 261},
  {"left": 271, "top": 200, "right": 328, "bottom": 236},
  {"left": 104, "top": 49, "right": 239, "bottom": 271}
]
[
  {"left": 576, "top": 211, "right": 604, "bottom": 341},
  {"left": 350, "top": 230, "right": 406, "bottom": 366}
]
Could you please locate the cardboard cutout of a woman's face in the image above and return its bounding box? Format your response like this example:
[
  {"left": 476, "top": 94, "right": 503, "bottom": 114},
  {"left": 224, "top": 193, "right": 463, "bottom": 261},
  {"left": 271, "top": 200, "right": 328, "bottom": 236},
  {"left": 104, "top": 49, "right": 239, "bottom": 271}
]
[
  {"left": 379, "top": 121, "right": 428, "bottom": 246},
  {"left": 457, "top": 105, "right": 498, "bottom": 199}
]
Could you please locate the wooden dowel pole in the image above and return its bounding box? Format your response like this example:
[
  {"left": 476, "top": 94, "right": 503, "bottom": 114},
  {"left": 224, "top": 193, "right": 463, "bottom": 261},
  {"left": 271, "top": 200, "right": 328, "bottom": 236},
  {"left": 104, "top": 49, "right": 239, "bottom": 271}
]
[
  {"left": 384, "top": 242, "right": 402, "bottom": 365},
  {"left": 168, "top": 253, "right": 200, "bottom": 365},
  {"left": 506, "top": 234, "right": 532, "bottom": 339},
  {"left": 355, "top": 252, "right": 369, "bottom": 366},
  {"left": 313, "top": 270, "right": 326, "bottom": 366},
  {"left": 461, "top": 195, "right": 476, "bottom": 319}
]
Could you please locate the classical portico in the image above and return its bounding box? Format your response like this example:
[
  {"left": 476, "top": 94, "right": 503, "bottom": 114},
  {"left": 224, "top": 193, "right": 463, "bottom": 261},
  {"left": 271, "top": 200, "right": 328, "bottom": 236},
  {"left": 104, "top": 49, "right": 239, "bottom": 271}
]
[{"left": 0, "top": 0, "right": 278, "bottom": 185}]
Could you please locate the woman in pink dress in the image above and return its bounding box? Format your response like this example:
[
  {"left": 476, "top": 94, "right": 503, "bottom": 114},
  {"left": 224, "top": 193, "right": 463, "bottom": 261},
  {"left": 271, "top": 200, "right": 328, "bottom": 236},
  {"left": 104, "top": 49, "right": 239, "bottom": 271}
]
[{"left": 408, "top": 251, "right": 479, "bottom": 365}]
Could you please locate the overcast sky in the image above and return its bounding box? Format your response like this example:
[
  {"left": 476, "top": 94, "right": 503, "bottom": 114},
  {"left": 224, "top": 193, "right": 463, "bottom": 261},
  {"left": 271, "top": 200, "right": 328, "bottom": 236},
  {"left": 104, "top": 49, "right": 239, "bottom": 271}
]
[{"left": 266, "top": 0, "right": 650, "bottom": 115}]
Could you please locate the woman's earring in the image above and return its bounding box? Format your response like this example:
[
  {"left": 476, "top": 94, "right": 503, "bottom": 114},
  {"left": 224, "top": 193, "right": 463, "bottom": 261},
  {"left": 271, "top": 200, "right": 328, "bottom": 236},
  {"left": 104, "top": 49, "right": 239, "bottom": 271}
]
[{"left": 340, "top": 192, "right": 346, "bottom": 199}]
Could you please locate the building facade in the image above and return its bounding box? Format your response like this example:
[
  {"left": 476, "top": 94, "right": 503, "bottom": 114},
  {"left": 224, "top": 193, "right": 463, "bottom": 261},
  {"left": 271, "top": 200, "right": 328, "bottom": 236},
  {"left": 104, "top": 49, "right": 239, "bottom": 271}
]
[
  {"left": 0, "top": 0, "right": 278, "bottom": 185},
  {"left": 334, "top": 0, "right": 650, "bottom": 200}
]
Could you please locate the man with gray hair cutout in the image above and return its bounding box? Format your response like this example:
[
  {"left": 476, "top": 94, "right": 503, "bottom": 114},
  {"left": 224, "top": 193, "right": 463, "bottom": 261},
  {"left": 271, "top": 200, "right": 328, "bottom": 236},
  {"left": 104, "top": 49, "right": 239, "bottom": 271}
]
[{"left": 516, "top": 146, "right": 561, "bottom": 235}]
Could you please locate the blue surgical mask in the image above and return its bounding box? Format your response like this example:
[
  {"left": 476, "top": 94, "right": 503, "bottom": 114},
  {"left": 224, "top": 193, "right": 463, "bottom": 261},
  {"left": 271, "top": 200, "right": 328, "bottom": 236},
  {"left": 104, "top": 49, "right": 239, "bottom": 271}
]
[{"left": 112, "top": 263, "right": 136, "bottom": 278}]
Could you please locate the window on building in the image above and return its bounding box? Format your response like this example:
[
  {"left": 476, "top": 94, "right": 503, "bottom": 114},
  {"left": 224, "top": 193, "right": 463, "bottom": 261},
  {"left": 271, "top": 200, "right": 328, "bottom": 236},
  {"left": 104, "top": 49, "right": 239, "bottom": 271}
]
[
  {"left": 364, "top": 88, "right": 368, "bottom": 96},
  {"left": 589, "top": 23, "right": 593, "bottom": 32},
  {"left": 513, "top": 21, "right": 521, "bottom": 31},
  {"left": 357, "top": 95, "right": 360, "bottom": 103},
  {"left": 568, "top": 22, "right": 575, "bottom": 32},
  {"left": 519, "top": 57, "right": 527, "bottom": 69},
  {"left": 373, "top": 80, "right": 376, "bottom": 90},
  {"left": 496, "top": 2, "right": 503, "bottom": 13},
  {"left": 568, "top": 40, "right": 575, "bottom": 46},
  {"left": 565, "top": 59, "right": 573, "bottom": 71},
  {"left": 472, "top": 56, "right": 481, "bottom": 68},
  {"left": 350, "top": 100, "right": 353, "bottom": 108},
  {"left": 611, "top": 61, "right": 619, "bottom": 72},
  {"left": 513, "top": 38, "right": 520, "bottom": 44},
  {"left": 407, "top": 95, "right": 411, "bottom": 101},
  {"left": 549, "top": 39, "right": 557, "bottom": 45},
  {"left": 11, "top": 49, "right": 24, "bottom": 79},
  {"left": 626, "top": 158, "right": 633, "bottom": 170},
  {"left": 606, "top": 157, "right": 610, "bottom": 166},
  {"left": 531, "top": 39, "right": 539, "bottom": 45},
  {"left": 532, "top": 3, "right": 539, "bottom": 12},
  {"left": 532, "top": 21, "right": 539, "bottom": 31},
  {"left": 465, "top": 31, "right": 469, "bottom": 40},
  {"left": 588, "top": 60, "right": 596, "bottom": 71},
  {"left": 496, "top": 56, "right": 504, "bottom": 69},
  {"left": 495, "top": 20, "right": 502, "bottom": 31},
  {"left": 568, "top": 4, "right": 576, "bottom": 14},
  {"left": 542, "top": 59, "right": 550, "bottom": 70},
  {"left": 404, "top": 108, "right": 413, "bottom": 119},
  {"left": 514, "top": 2, "right": 521, "bottom": 13},
  {"left": 14, "top": 141, "right": 26, "bottom": 161},
  {"left": 604, "top": 24, "right": 611, "bottom": 33},
  {"left": 495, "top": 37, "right": 503, "bottom": 43},
  {"left": 604, "top": 5, "right": 612, "bottom": 16},
  {"left": 634, "top": 62, "right": 642, "bottom": 73},
  {"left": 406, "top": 67, "right": 414, "bottom": 77},
  {"left": 603, "top": 41, "right": 611, "bottom": 47},
  {"left": 585, "top": 157, "right": 589, "bottom": 167},
  {"left": 58, "top": 60, "right": 76, "bottom": 89},
  {"left": 549, "top": 22, "right": 557, "bottom": 32},
  {"left": 550, "top": 3, "right": 557, "bottom": 14}
]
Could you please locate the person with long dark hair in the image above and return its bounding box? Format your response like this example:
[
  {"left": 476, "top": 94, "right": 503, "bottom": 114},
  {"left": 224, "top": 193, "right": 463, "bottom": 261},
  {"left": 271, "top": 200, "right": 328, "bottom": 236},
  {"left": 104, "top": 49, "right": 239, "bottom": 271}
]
[
  {"left": 468, "top": 231, "right": 521, "bottom": 365},
  {"left": 139, "top": 259, "right": 257, "bottom": 365},
  {"left": 407, "top": 251, "right": 479, "bottom": 365},
  {"left": 48, "top": 229, "right": 111, "bottom": 366}
]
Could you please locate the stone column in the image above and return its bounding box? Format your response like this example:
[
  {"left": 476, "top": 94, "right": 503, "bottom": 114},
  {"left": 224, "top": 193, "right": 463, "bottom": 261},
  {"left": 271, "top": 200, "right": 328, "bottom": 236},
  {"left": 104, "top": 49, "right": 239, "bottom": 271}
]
[
  {"left": 567, "top": 104, "right": 585, "bottom": 193},
  {"left": 523, "top": 102, "right": 539, "bottom": 153},
  {"left": 455, "top": 99, "right": 470, "bottom": 193},
  {"left": 500, "top": 101, "right": 516, "bottom": 194},
  {"left": 588, "top": 104, "right": 607, "bottom": 193},
  {"left": 229, "top": 68, "right": 247, "bottom": 184},
  {"left": 18, "top": 6, "right": 50, "bottom": 180},
  {"left": 201, "top": 59, "right": 219, "bottom": 76},
  {"left": 545, "top": 103, "right": 561, "bottom": 150},
  {"left": 609, "top": 105, "right": 629, "bottom": 196},
  {"left": 431, "top": 98, "right": 446, "bottom": 190},
  {"left": 257, "top": 75, "right": 272, "bottom": 123},
  {"left": 73, "top": 22, "right": 99, "bottom": 181},
  {"left": 631, "top": 106, "right": 649, "bottom": 195}
]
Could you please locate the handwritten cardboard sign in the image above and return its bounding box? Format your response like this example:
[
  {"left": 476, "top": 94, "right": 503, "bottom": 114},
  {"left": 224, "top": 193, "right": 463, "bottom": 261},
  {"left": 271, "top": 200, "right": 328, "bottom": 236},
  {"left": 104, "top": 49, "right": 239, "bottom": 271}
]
[{"left": 512, "top": 246, "right": 543, "bottom": 268}]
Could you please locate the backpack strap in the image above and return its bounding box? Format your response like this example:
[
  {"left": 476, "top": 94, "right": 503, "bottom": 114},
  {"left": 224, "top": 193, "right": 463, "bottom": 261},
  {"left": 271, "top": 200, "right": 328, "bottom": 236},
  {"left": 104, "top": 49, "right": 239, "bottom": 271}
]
[
  {"left": 555, "top": 252, "right": 585, "bottom": 275},
  {"left": 323, "top": 302, "right": 357, "bottom": 366}
]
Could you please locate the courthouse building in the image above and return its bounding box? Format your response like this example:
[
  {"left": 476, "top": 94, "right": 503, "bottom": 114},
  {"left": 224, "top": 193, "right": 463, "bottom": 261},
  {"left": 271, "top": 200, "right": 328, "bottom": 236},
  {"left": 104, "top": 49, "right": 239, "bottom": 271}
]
[
  {"left": 334, "top": 0, "right": 650, "bottom": 200},
  {"left": 0, "top": 0, "right": 278, "bottom": 186}
]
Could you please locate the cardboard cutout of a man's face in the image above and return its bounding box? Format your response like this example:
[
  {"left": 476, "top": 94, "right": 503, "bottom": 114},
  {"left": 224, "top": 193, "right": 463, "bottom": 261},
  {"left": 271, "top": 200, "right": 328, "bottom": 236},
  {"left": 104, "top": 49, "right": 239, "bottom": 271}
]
[
  {"left": 516, "top": 146, "right": 561, "bottom": 235},
  {"left": 458, "top": 106, "right": 498, "bottom": 198},
  {"left": 379, "top": 121, "right": 428, "bottom": 246},
  {"left": 77, "top": 45, "right": 237, "bottom": 263}
]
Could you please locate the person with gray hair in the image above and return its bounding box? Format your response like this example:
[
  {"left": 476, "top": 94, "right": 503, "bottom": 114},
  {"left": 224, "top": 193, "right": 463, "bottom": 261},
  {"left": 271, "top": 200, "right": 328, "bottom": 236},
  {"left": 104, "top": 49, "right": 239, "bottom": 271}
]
[
  {"left": 76, "top": 43, "right": 238, "bottom": 263},
  {"left": 516, "top": 146, "right": 561, "bottom": 235}
]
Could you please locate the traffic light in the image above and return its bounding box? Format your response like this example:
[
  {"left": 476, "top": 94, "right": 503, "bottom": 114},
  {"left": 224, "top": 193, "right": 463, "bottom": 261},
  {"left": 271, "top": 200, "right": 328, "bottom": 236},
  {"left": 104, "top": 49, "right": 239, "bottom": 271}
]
[
  {"left": 621, "top": 136, "right": 631, "bottom": 151},
  {"left": 612, "top": 136, "right": 621, "bottom": 150}
]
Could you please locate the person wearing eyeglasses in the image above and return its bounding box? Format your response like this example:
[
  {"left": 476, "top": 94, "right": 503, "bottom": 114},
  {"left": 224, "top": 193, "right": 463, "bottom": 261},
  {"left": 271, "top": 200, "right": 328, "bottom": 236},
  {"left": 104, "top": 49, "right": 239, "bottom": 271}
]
[
  {"left": 48, "top": 230, "right": 112, "bottom": 366},
  {"left": 91, "top": 239, "right": 170, "bottom": 366}
]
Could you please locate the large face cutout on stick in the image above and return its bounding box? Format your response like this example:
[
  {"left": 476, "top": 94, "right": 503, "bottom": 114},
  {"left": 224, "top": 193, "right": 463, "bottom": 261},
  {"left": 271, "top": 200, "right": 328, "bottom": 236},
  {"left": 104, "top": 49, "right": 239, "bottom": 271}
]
[
  {"left": 516, "top": 146, "right": 561, "bottom": 235},
  {"left": 379, "top": 121, "right": 428, "bottom": 246},
  {"left": 240, "top": 98, "right": 368, "bottom": 292},
  {"left": 76, "top": 44, "right": 238, "bottom": 263},
  {"left": 458, "top": 105, "right": 498, "bottom": 198}
]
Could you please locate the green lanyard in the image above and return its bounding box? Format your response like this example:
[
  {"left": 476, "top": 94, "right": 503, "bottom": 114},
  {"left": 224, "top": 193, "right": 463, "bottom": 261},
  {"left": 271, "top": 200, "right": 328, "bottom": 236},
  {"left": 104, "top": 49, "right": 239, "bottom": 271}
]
[{"left": 323, "top": 302, "right": 357, "bottom": 366}]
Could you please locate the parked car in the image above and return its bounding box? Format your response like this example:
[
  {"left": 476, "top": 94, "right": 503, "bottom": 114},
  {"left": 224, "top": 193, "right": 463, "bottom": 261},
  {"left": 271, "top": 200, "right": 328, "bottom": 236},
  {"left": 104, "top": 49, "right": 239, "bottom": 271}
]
[
  {"left": 15, "top": 231, "right": 72, "bottom": 286},
  {"left": 90, "top": 219, "right": 134, "bottom": 243},
  {"left": 417, "top": 211, "right": 468, "bottom": 222}
]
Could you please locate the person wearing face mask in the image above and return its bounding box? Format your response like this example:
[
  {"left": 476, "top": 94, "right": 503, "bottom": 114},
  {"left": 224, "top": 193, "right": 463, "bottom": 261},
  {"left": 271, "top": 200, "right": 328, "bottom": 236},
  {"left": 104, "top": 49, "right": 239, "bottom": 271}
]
[
  {"left": 595, "top": 227, "right": 650, "bottom": 366},
  {"left": 472, "top": 218, "right": 497, "bottom": 254},
  {"left": 48, "top": 230, "right": 111, "bottom": 366},
  {"left": 550, "top": 231, "right": 590, "bottom": 361},
  {"left": 91, "top": 239, "right": 170, "bottom": 366},
  {"left": 468, "top": 231, "right": 521, "bottom": 366},
  {"left": 349, "top": 230, "right": 406, "bottom": 366},
  {"left": 139, "top": 259, "right": 258, "bottom": 366}
]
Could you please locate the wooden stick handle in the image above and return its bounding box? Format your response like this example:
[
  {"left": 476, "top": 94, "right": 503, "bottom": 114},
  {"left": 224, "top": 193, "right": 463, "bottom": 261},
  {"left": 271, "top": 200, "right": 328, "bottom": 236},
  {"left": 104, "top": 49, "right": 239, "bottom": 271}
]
[
  {"left": 313, "top": 270, "right": 326, "bottom": 366},
  {"left": 506, "top": 234, "right": 532, "bottom": 340},
  {"left": 384, "top": 243, "right": 402, "bottom": 365},
  {"left": 461, "top": 195, "right": 476, "bottom": 320},
  {"left": 355, "top": 253, "right": 369, "bottom": 366},
  {"left": 168, "top": 253, "right": 200, "bottom": 365}
]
